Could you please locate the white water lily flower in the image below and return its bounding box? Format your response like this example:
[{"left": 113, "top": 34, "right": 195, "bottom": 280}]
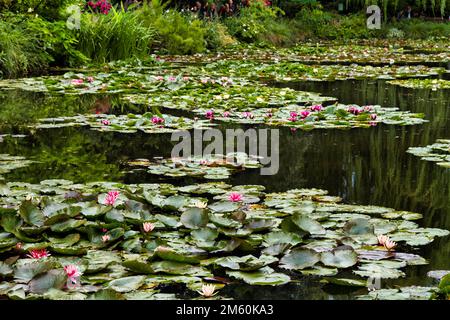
[{"left": 198, "top": 284, "right": 218, "bottom": 298}]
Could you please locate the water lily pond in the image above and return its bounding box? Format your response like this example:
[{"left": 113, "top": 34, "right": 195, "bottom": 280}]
[{"left": 0, "top": 43, "right": 449, "bottom": 300}]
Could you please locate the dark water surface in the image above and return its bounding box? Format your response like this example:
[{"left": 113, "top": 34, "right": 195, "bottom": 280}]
[{"left": 0, "top": 79, "right": 449, "bottom": 299}]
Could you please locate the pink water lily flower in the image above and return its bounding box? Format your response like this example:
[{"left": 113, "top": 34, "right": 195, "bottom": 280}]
[
  {"left": 64, "top": 265, "right": 81, "bottom": 284},
  {"left": 300, "top": 110, "right": 310, "bottom": 119},
  {"left": 143, "top": 222, "right": 155, "bottom": 233},
  {"left": 266, "top": 112, "right": 273, "bottom": 118},
  {"left": 201, "top": 79, "right": 208, "bottom": 84},
  {"left": 151, "top": 116, "right": 164, "bottom": 124},
  {"left": 101, "top": 119, "right": 110, "bottom": 125},
  {"left": 370, "top": 113, "right": 377, "bottom": 120},
  {"left": 102, "top": 235, "right": 110, "bottom": 242},
  {"left": 377, "top": 235, "right": 397, "bottom": 251},
  {"left": 27, "top": 248, "right": 50, "bottom": 259},
  {"left": 87, "top": 76, "right": 94, "bottom": 83},
  {"left": 223, "top": 111, "right": 230, "bottom": 117},
  {"left": 205, "top": 110, "right": 214, "bottom": 120},
  {"left": 243, "top": 112, "right": 253, "bottom": 119},
  {"left": 104, "top": 190, "right": 119, "bottom": 206},
  {"left": 156, "top": 76, "right": 164, "bottom": 81},
  {"left": 310, "top": 105, "right": 323, "bottom": 112},
  {"left": 168, "top": 76, "right": 176, "bottom": 82},
  {"left": 183, "top": 76, "right": 189, "bottom": 81},
  {"left": 348, "top": 106, "right": 362, "bottom": 115},
  {"left": 364, "top": 106, "right": 374, "bottom": 112},
  {"left": 228, "top": 192, "right": 243, "bottom": 202},
  {"left": 369, "top": 121, "right": 377, "bottom": 127},
  {"left": 71, "top": 79, "right": 84, "bottom": 85}
]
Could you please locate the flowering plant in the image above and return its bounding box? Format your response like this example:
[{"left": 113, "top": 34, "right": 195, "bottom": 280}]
[{"left": 86, "top": 0, "right": 112, "bottom": 15}]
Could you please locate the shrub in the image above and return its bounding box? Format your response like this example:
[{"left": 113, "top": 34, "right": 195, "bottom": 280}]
[{"left": 137, "top": 1, "right": 208, "bottom": 55}]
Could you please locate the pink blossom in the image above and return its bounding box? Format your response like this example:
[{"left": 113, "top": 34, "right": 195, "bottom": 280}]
[
  {"left": 156, "top": 76, "right": 164, "bottom": 81},
  {"left": 87, "top": 76, "right": 94, "bottom": 83},
  {"left": 369, "top": 121, "right": 377, "bottom": 127},
  {"left": 102, "top": 235, "right": 110, "bottom": 242},
  {"left": 151, "top": 116, "right": 164, "bottom": 124},
  {"left": 183, "top": 76, "right": 189, "bottom": 81},
  {"left": 104, "top": 190, "right": 119, "bottom": 206},
  {"left": 101, "top": 228, "right": 108, "bottom": 233},
  {"left": 364, "top": 106, "right": 373, "bottom": 112},
  {"left": 168, "top": 76, "right": 176, "bottom": 82},
  {"left": 199, "top": 159, "right": 209, "bottom": 165},
  {"left": 223, "top": 111, "right": 230, "bottom": 117},
  {"left": 290, "top": 128, "right": 297, "bottom": 132},
  {"left": 266, "top": 112, "right": 273, "bottom": 118},
  {"left": 300, "top": 110, "right": 310, "bottom": 119},
  {"left": 348, "top": 106, "right": 362, "bottom": 115},
  {"left": 370, "top": 113, "right": 377, "bottom": 120},
  {"left": 27, "top": 249, "right": 50, "bottom": 259},
  {"left": 101, "top": 119, "right": 110, "bottom": 125},
  {"left": 201, "top": 79, "right": 208, "bottom": 84},
  {"left": 71, "top": 79, "right": 84, "bottom": 85},
  {"left": 228, "top": 192, "right": 243, "bottom": 202},
  {"left": 205, "top": 110, "right": 214, "bottom": 120},
  {"left": 64, "top": 265, "right": 81, "bottom": 284},
  {"left": 310, "top": 105, "right": 323, "bottom": 112},
  {"left": 243, "top": 112, "right": 253, "bottom": 119},
  {"left": 143, "top": 222, "right": 155, "bottom": 233}
]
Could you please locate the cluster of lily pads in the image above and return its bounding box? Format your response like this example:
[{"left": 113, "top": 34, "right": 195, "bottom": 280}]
[
  {"left": 0, "top": 154, "right": 34, "bottom": 181},
  {"left": 123, "top": 85, "right": 335, "bottom": 111},
  {"left": 0, "top": 179, "right": 448, "bottom": 300},
  {"left": 388, "top": 79, "right": 450, "bottom": 90},
  {"left": 165, "top": 43, "right": 449, "bottom": 66},
  {"left": 407, "top": 139, "right": 450, "bottom": 168},
  {"left": 126, "top": 153, "right": 262, "bottom": 180},
  {"left": 185, "top": 60, "right": 445, "bottom": 82},
  {"left": 33, "top": 112, "right": 214, "bottom": 134},
  {"left": 195, "top": 104, "right": 426, "bottom": 130}
]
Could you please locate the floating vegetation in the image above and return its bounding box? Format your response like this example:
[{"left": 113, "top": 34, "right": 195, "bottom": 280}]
[
  {"left": 0, "top": 71, "right": 250, "bottom": 95},
  {"left": 388, "top": 79, "right": 450, "bottom": 90},
  {"left": 126, "top": 153, "right": 262, "bottom": 180},
  {"left": 165, "top": 43, "right": 449, "bottom": 66},
  {"left": 194, "top": 104, "right": 426, "bottom": 130},
  {"left": 407, "top": 139, "right": 450, "bottom": 168},
  {"left": 0, "top": 154, "right": 34, "bottom": 180},
  {"left": 123, "top": 86, "right": 336, "bottom": 112},
  {"left": 187, "top": 60, "right": 445, "bottom": 82},
  {"left": 0, "top": 180, "right": 447, "bottom": 300},
  {"left": 33, "top": 113, "right": 214, "bottom": 134},
  {"left": 356, "top": 286, "right": 438, "bottom": 300}
]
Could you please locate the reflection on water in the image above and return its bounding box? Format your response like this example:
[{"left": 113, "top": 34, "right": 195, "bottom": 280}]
[{"left": 0, "top": 80, "right": 449, "bottom": 299}]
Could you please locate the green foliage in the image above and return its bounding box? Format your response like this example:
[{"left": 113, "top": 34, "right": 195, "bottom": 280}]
[
  {"left": 0, "top": 15, "right": 53, "bottom": 78},
  {"left": 0, "top": 13, "right": 87, "bottom": 78},
  {"left": 77, "top": 6, "right": 155, "bottom": 63},
  {"left": 137, "top": 1, "right": 207, "bottom": 55},
  {"left": 0, "top": 0, "right": 79, "bottom": 20},
  {"left": 224, "top": 0, "right": 285, "bottom": 43},
  {"left": 392, "top": 19, "right": 450, "bottom": 38},
  {"left": 294, "top": 9, "right": 372, "bottom": 40}
]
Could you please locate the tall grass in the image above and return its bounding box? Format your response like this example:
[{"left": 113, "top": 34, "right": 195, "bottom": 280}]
[
  {"left": 78, "top": 6, "right": 155, "bottom": 63},
  {"left": 0, "top": 16, "right": 53, "bottom": 78}
]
